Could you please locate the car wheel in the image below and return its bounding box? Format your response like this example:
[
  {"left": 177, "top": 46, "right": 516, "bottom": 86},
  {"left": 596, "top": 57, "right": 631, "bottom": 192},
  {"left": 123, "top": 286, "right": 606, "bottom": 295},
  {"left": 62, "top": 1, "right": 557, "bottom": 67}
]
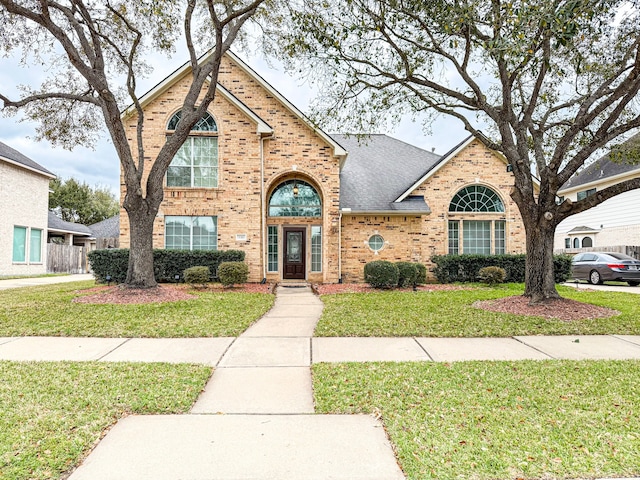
[
  {"left": 589, "top": 270, "right": 603, "bottom": 285},
  {"left": 628, "top": 281, "right": 639, "bottom": 287}
]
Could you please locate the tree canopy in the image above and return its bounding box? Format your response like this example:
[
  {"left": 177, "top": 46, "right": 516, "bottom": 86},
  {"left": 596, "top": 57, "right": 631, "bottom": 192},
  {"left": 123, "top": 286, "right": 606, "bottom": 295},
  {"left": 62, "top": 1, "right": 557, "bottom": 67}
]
[
  {"left": 0, "top": 0, "right": 266, "bottom": 287},
  {"left": 49, "top": 177, "right": 119, "bottom": 225},
  {"left": 270, "top": 0, "right": 640, "bottom": 302}
]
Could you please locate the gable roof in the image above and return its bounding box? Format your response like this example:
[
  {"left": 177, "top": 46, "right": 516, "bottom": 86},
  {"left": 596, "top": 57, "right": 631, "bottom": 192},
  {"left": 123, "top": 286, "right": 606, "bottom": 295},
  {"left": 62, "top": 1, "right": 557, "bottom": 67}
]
[
  {"left": 47, "top": 211, "right": 93, "bottom": 237},
  {"left": 335, "top": 134, "right": 439, "bottom": 214},
  {"left": 89, "top": 215, "right": 120, "bottom": 238},
  {"left": 560, "top": 133, "right": 640, "bottom": 193},
  {"left": 122, "top": 50, "right": 346, "bottom": 159},
  {"left": 0, "top": 141, "right": 55, "bottom": 178}
]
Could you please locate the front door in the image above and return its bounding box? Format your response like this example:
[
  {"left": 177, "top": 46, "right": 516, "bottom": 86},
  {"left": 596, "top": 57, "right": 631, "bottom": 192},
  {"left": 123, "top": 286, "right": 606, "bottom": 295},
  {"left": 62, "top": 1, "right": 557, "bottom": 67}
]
[{"left": 283, "top": 227, "right": 306, "bottom": 279}]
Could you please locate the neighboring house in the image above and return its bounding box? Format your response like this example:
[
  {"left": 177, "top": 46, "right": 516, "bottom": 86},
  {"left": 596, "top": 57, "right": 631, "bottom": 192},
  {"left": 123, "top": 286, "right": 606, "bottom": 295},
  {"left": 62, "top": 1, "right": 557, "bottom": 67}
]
[
  {"left": 554, "top": 134, "right": 640, "bottom": 255},
  {"left": 119, "top": 51, "right": 526, "bottom": 283},
  {"left": 89, "top": 214, "right": 120, "bottom": 249},
  {"left": 47, "top": 211, "right": 93, "bottom": 247},
  {"left": 0, "top": 141, "right": 55, "bottom": 276}
]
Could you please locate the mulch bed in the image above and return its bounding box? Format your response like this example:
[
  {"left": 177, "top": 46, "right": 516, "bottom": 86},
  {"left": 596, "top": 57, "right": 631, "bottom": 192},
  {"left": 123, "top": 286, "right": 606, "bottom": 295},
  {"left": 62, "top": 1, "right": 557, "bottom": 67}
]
[
  {"left": 474, "top": 295, "right": 619, "bottom": 321},
  {"left": 74, "top": 283, "right": 275, "bottom": 305}
]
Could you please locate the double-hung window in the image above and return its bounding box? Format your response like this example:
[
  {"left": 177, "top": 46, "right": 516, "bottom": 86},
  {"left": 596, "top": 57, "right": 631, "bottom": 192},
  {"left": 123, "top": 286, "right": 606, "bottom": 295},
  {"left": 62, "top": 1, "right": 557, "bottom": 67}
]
[
  {"left": 13, "top": 226, "right": 43, "bottom": 263},
  {"left": 166, "top": 110, "right": 218, "bottom": 188},
  {"left": 165, "top": 216, "right": 217, "bottom": 250}
]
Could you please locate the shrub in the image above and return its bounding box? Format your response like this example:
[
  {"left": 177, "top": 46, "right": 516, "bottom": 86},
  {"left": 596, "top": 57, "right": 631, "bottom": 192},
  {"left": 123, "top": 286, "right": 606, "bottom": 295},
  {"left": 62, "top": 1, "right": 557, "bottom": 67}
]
[
  {"left": 431, "top": 253, "right": 573, "bottom": 284},
  {"left": 88, "top": 249, "right": 245, "bottom": 283},
  {"left": 414, "top": 263, "right": 427, "bottom": 285},
  {"left": 396, "top": 262, "right": 419, "bottom": 288},
  {"left": 478, "top": 266, "right": 507, "bottom": 286},
  {"left": 364, "top": 260, "right": 400, "bottom": 289},
  {"left": 183, "top": 266, "right": 211, "bottom": 286},
  {"left": 218, "top": 262, "right": 249, "bottom": 287}
]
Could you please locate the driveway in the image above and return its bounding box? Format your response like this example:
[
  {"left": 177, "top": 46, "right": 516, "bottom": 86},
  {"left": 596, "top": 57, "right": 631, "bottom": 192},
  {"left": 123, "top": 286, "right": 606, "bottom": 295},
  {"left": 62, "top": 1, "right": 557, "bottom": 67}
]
[
  {"left": 0, "top": 274, "right": 94, "bottom": 290},
  {"left": 563, "top": 281, "right": 640, "bottom": 294}
]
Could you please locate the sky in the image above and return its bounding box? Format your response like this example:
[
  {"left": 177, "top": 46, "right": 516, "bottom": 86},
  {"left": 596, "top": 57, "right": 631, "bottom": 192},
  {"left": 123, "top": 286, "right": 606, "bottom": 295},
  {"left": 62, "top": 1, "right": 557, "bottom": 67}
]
[{"left": 0, "top": 46, "right": 467, "bottom": 198}]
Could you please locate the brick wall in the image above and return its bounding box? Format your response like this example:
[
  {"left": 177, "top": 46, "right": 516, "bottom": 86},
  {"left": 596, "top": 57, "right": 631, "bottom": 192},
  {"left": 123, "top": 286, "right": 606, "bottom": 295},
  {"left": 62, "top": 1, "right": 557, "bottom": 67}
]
[
  {"left": 340, "top": 140, "right": 526, "bottom": 282},
  {"left": 120, "top": 55, "right": 342, "bottom": 282}
]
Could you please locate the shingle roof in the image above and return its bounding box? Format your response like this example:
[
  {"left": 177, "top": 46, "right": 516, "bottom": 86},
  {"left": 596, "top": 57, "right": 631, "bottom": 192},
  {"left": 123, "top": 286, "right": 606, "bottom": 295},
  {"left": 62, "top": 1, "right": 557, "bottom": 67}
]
[
  {"left": 0, "top": 141, "right": 55, "bottom": 177},
  {"left": 334, "top": 134, "right": 440, "bottom": 213},
  {"left": 47, "top": 211, "right": 93, "bottom": 236},
  {"left": 561, "top": 133, "right": 640, "bottom": 191},
  {"left": 89, "top": 215, "right": 120, "bottom": 238}
]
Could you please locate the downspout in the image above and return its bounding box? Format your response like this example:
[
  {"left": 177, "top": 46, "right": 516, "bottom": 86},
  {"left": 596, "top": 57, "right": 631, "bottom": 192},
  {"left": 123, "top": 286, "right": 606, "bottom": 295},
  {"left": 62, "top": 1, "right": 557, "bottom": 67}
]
[
  {"left": 338, "top": 210, "right": 343, "bottom": 283},
  {"left": 260, "top": 133, "right": 273, "bottom": 283}
]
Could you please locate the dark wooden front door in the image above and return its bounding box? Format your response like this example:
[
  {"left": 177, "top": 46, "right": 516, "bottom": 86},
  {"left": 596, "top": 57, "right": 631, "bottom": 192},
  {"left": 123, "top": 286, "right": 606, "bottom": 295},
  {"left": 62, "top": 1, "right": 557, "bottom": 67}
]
[{"left": 283, "top": 227, "right": 306, "bottom": 280}]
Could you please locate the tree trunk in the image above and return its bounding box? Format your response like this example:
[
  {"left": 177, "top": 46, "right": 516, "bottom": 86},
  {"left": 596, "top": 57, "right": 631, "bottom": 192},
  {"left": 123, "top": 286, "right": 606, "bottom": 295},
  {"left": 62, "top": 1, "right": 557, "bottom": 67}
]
[
  {"left": 124, "top": 198, "right": 159, "bottom": 288},
  {"left": 523, "top": 219, "right": 560, "bottom": 304}
]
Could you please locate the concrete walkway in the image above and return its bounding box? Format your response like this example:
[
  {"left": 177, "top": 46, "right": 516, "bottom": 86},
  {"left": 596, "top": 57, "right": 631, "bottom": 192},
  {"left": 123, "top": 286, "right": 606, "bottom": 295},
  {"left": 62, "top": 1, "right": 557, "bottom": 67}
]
[
  {"left": 66, "top": 285, "right": 405, "bottom": 480},
  {"left": 3, "top": 280, "right": 640, "bottom": 479}
]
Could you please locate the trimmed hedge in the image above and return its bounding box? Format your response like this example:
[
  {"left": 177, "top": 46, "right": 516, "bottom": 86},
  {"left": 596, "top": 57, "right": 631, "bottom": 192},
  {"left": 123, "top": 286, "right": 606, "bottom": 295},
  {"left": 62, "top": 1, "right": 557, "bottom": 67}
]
[
  {"left": 218, "top": 262, "right": 249, "bottom": 287},
  {"left": 477, "top": 266, "right": 507, "bottom": 286},
  {"left": 414, "top": 263, "right": 427, "bottom": 285},
  {"left": 396, "top": 262, "right": 419, "bottom": 288},
  {"left": 364, "top": 260, "right": 400, "bottom": 289},
  {"left": 88, "top": 249, "right": 246, "bottom": 284},
  {"left": 183, "top": 266, "right": 211, "bottom": 285},
  {"left": 431, "top": 254, "right": 572, "bottom": 284}
]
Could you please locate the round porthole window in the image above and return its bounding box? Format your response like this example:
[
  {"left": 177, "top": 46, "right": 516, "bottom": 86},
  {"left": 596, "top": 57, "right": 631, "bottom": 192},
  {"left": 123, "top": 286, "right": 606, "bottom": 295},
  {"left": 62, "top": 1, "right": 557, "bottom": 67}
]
[{"left": 368, "top": 234, "right": 384, "bottom": 252}]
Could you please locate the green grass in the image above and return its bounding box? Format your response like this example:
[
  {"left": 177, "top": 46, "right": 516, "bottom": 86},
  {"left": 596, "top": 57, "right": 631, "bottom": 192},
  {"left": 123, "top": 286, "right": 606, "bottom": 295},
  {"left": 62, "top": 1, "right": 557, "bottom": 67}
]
[
  {"left": 313, "top": 360, "right": 640, "bottom": 480},
  {"left": 317, "top": 284, "right": 640, "bottom": 336},
  {"left": 0, "top": 273, "right": 68, "bottom": 280},
  {"left": 0, "top": 361, "right": 212, "bottom": 480},
  {"left": 0, "top": 281, "right": 274, "bottom": 337}
]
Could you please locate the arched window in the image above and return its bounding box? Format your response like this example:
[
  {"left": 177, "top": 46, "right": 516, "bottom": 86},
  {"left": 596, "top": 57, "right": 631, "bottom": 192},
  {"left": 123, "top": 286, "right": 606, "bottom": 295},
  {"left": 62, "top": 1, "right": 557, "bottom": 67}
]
[
  {"left": 269, "top": 180, "right": 321, "bottom": 217},
  {"left": 573, "top": 237, "right": 580, "bottom": 248},
  {"left": 582, "top": 237, "right": 593, "bottom": 248},
  {"left": 449, "top": 185, "right": 505, "bottom": 212},
  {"left": 166, "top": 110, "right": 218, "bottom": 188}
]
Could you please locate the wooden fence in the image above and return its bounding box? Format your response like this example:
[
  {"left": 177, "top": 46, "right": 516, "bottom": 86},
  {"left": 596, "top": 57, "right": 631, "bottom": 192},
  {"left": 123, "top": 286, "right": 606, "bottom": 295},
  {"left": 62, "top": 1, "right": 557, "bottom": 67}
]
[{"left": 47, "top": 244, "right": 88, "bottom": 274}]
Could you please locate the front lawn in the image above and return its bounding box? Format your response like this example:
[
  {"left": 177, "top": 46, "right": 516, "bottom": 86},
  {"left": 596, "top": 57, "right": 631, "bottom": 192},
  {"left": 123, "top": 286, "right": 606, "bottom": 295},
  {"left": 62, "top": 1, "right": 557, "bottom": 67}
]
[
  {"left": 0, "top": 361, "right": 212, "bottom": 480},
  {"left": 0, "top": 281, "right": 274, "bottom": 337},
  {"left": 316, "top": 284, "right": 640, "bottom": 336},
  {"left": 313, "top": 360, "right": 640, "bottom": 480}
]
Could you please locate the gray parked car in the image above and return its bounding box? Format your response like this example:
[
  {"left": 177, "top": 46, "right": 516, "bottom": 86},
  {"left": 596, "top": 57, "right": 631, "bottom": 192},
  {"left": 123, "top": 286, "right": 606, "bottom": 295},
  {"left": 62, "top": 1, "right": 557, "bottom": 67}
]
[{"left": 571, "top": 252, "right": 640, "bottom": 286}]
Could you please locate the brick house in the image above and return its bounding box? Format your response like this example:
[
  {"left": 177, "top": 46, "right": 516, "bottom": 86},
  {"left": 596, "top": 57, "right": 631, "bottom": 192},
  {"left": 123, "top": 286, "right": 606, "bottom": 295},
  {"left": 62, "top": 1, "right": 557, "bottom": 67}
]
[
  {"left": 0, "top": 141, "right": 55, "bottom": 276},
  {"left": 120, "top": 52, "right": 526, "bottom": 283}
]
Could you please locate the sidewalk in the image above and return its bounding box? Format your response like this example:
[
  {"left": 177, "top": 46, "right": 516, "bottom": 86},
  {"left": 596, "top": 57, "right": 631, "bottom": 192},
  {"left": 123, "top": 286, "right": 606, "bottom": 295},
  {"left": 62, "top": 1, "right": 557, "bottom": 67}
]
[{"left": 3, "top": 283, "right": 640, "bottom": 479}]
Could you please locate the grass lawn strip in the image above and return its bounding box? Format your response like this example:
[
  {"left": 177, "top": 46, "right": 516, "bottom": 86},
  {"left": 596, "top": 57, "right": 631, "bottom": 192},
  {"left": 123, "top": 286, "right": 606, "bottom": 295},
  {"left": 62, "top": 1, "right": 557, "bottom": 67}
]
[
  {"left": 0, "top": 281, "right": 274, "bottom": 337},
  {"left": 313, "top": 360, "right": 640, "bottom": 480},
  {"left": 0, "top": 361, "right": 212, "bottom": 480},
  {"left": 317, "top": 284, "right": 640, "bottom": 337}
]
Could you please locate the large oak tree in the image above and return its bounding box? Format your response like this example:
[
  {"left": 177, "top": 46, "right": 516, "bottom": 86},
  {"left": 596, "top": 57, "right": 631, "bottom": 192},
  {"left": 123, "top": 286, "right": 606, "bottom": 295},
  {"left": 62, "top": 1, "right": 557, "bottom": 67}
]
[
  {"left": 270, "top": 0, "right": 640, "bottom": 303},
  {"left": 0, "top": 0, "right": 265, "bottom": 287}
]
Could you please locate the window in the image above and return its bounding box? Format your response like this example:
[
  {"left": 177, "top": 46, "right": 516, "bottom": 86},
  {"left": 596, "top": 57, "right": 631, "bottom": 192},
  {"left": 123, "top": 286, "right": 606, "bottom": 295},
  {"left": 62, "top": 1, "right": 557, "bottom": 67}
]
[
  {"left": 576, "top": 188, "right": 596, "bottom": 201},
  {"left": 565, "top": 238, "right": 571, "bottom": 249},
  {"left": 268, "top": 226, "right": 278, "bottom": 272},
  {"left": 449, "top": 185, "right": 504, "bottom": 212},
  {"left": 448, "top": 221, "right": 459, "bottom": 254},
  {"left": 12, "top": 226, "right": 27, "bottom": 262},
  {"left": 494, "top": 221, "right": 506, "bottom": 254},
  {"left": 463, "top": 220, "right": 492, "bottom": 254},
  {"left": 165, "top": 216, "right": 217, "bottom": 250},
  {"left": 166, "top": 110, "right": 218, "bottom": 188},
  {"left": 29, "top": 229, "right": 42, "bottom": 263},
  {"left": 311, "top": 226, "right": 322, "bottom": 272},
  {"left": 582, "top": 236, "right": 593, "bottom": 248},
  {"left": 573, "top": 237, "right": 580, "bottom": 248},
  {"left": 368, "top": 234, "right": 384, "bottom": 252},
  {"left": 269, "top": 180, "right": 321, "bottom": 217},
  {"left": 447, "top": 220, "right": 506, "bottom": 255}
]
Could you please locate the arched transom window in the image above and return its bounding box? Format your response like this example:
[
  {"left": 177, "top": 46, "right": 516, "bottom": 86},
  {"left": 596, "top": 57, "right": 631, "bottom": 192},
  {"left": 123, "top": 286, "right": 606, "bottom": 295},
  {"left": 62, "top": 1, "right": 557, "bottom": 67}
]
[
  {"left": 166, "top": 110, "right": 218, "bottom": 188},
  {"left": 449, "top": 185, "right": 504, "bottom": 212},
  {"left": 269, "top": 180, "right": 321, "bottom": 217},
  {"left": 448, "top": 185, "right": 506, "bottom": 255}
]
